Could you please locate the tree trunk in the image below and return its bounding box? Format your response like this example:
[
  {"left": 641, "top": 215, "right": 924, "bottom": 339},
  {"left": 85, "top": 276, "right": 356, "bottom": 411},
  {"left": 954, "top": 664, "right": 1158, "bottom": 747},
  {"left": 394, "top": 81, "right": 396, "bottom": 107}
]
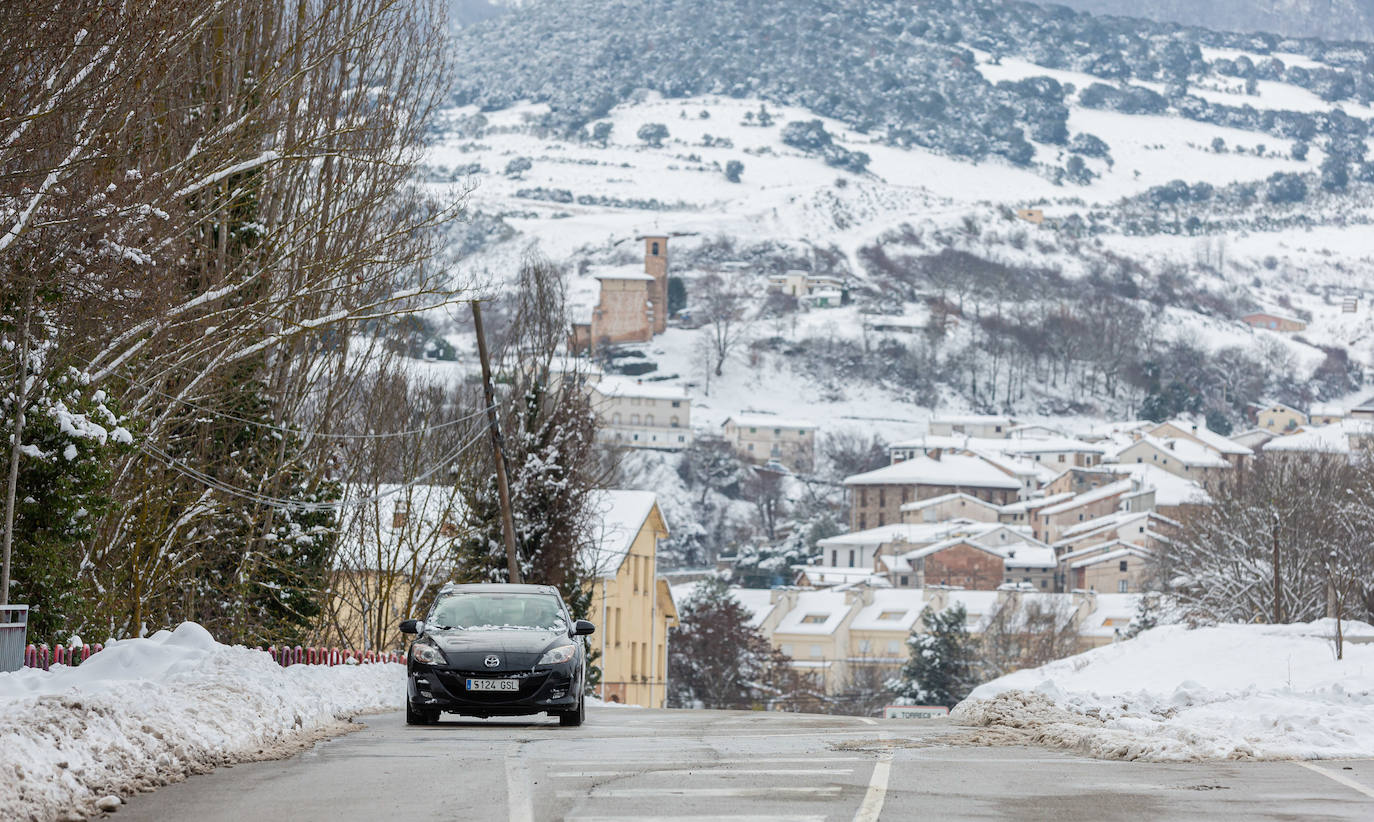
[{"left": 1, "top": 282, "right": 35, "bottom": 607}]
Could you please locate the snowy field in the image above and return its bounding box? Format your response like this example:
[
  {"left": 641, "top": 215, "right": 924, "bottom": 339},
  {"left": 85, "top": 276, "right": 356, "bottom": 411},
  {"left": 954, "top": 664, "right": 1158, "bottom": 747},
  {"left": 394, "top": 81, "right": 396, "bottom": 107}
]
[
  {"left": 0, "top": 623, "right": 404, "bottom": 821},
  {"left": 953, "top": 620, "right": 1374, "bottom": 761}
]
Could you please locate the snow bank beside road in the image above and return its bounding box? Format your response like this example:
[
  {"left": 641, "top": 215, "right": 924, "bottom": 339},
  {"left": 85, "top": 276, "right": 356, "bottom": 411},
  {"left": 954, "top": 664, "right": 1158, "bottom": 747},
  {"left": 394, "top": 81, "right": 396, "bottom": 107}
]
[
  {"left": 953, "top": 620, "right": 1374, "bottom": 761},
  {"left": 0, "top": 623, "right": 404, "bottom": 821}
]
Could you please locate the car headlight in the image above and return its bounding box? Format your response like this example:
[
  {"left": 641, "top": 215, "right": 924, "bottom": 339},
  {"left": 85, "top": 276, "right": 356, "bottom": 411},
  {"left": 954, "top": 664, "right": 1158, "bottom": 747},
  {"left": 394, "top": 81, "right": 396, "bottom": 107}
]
[
  {"left": 410, "top": 643, "right": 445, "bottom": 666},
  {"left": 539, "top": 644, "right": 577, "bottom": 665}
]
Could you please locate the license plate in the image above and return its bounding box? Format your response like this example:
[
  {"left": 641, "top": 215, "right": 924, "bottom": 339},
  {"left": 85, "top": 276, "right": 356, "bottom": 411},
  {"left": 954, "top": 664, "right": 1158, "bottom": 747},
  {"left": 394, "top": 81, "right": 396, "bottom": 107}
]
[{"left": 466, "top": 678, "right": 519, "bottom": 692}]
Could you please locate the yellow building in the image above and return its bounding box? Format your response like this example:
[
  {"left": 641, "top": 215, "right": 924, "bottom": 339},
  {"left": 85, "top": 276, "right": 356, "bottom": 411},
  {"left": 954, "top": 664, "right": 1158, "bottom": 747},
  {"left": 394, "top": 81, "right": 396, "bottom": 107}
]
[{"left": 585, "top": 490, "right": 678, "bottom": 707}]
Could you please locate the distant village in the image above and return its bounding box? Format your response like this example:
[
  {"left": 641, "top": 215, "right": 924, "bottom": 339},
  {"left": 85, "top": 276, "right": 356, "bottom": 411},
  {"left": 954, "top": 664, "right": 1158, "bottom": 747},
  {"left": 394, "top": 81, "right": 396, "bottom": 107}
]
[
  {"left": 553, "top": 233, "right": 1374, "bottom": 704},
  {"left": 333, "top": 236, "right": 1374, "bottom": 709}
]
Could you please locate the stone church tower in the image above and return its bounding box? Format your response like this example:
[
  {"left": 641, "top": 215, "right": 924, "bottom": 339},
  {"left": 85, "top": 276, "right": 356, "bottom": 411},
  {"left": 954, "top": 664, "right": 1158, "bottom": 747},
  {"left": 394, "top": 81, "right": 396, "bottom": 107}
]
[{"left": 642, "top": 235, "right": 669, "bottom": 334}]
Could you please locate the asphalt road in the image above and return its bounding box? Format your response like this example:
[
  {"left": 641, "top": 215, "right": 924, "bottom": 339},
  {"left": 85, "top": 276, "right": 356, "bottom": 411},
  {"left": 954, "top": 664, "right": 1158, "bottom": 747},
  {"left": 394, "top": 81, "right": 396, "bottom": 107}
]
[{"left": 120, "top": 708, "right": 1374, "bottom": 821}]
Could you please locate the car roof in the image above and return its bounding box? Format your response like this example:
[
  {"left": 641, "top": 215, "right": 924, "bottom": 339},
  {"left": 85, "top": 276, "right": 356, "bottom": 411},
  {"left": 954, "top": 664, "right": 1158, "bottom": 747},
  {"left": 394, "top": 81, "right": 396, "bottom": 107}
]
[{"left": 436, "top": 582, "right": 562, "bottom": 598}]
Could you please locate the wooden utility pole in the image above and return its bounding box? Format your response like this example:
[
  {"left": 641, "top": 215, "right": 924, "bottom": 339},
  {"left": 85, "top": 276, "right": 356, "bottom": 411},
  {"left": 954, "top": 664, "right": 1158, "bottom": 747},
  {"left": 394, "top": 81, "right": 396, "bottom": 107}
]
[{"left": 471, "top": 301, "right": 522, "bottom": 584}]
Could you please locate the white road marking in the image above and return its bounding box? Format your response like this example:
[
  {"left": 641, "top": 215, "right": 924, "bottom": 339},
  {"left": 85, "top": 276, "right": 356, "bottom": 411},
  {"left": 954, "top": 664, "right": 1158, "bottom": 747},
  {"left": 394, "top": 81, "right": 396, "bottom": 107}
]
[
  {"left": 569, "top": 817, "right": 826, "bottom": 822},
  {"left": 560, "top": 787, "right": 842, "bottom": 799},
  {"left": 856, "top": 717, "right": 878, "bottom": 725},
  {"left": 505, "top": 750, "right": 534, "bottom": 822},
  {"left": 541, "top": 764, "right": 862, "bottom": 769},
  {"left": 552, "top": 768, "right": 852, "bottom": 778},
  {"left": 853, "top": 752, "right": 893, "bottom": 822},
  {"left": 1296, "top": 761, "right": 1374, "bottom": 800}
]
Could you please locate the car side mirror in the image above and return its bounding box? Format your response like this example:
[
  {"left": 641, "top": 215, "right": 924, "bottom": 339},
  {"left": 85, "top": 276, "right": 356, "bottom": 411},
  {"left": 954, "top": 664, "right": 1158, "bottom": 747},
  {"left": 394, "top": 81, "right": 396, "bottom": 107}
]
[
  {"left": 572, "top": 620, "right": 595, "bottom": 636},
  {"left": 400, "top": 619, "right": 424, "bottom": 635}
]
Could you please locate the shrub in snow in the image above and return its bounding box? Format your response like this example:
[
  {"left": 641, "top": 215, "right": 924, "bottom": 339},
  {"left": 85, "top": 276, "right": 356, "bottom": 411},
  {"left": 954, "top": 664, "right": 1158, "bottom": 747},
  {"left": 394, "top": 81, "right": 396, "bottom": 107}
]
[
  {"left": 724, "top": 159, "right": 744, "bottom": 183},
  {"left": 636, "top": 122, "right": 669, "bottom": 147}
]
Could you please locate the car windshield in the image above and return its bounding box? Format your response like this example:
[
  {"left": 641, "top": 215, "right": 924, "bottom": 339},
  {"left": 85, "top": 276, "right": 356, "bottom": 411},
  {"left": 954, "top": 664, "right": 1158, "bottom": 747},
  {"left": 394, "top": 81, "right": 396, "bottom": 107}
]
[{"left": 429, "top": 593, "right": 566, "bottom": 631}]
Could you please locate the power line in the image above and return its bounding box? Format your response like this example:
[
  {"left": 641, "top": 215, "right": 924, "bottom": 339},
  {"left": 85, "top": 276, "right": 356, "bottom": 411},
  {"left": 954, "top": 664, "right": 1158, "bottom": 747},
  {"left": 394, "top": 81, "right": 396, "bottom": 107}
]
[
  {"left": 137, "top": 421, "right": 491, "bottom": 512},
  {"left": 113, "top": 371, "right": 492, "bottom": 441}
]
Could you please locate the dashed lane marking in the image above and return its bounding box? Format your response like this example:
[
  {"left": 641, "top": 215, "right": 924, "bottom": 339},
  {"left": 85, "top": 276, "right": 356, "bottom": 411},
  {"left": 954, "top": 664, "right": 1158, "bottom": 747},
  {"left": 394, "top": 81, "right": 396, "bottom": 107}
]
[
  {"left": 568, "top": 816, "right": 826, "bottom": 822},
  {"left": 551, "top": 768, "right": 853, "bottom": 778},
  {"left": 558, "top": 787, "right": 843, "bottom": 799},
  {"left": 505, "top": 748, "right": 534, "bottom": 822},
  {"left": 1296, "top": 761, "right": 1374, "bottom": 800}
]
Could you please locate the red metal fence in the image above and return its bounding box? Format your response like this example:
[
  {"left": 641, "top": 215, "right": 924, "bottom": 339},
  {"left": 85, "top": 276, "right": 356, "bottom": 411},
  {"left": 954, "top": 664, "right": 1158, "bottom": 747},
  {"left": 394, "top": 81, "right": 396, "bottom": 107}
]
[{"left": 23, "top": 642, "right": 402, "bottom": 671}]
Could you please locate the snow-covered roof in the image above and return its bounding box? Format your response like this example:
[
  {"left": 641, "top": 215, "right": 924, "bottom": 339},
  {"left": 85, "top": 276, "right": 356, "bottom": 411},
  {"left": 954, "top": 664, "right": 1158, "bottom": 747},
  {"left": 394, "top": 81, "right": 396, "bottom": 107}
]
[
  {"left": 725, "top": 412, "right": 818, "bottom": 430},
  {"left": 842, "top": 454, "right": 1021, "bottom": 489},
  {"left": 1263, "top": 419, "right": 1374, "bottom": 454},
  {"left": 818, "top": 519, "right": 982, "bottom": 551},
  {"left": 1119, "top": 435, "right": 1230, "bottom": 468},
  {"left": 1069, "top": 545, "right": 1152, "bottom": 570},
  {"left": 1000, "top": 491, "right": 1075, "bottom": 514},
  {"left": 584, "top": 490, "right": 665, "bottom": 579},
  {"left": 1077, "top": 593, "right": 1141, "bottom": 637},
  {"left": 1058, "top": 510, "right": 1149, "bottom": 541},
  {"left": 773, "top": 590, "right": 851, "bottom": 636},
  {"left": 590, "top": 264, "right": 655, "bottom": 281},
  {"left": 1037, "top": 479, "right": 1136, "bottom": 516},
  {"left": 849, "top": 589, "right": 931, "bottom": 632},
  {"left": 590, "top": 376, "right": 690, "bottom": 401},
  {"left": 729, "top": 587, "right": 779, "bottom": 629},
  {"left": 1003, "top": 543, "right": 1057, "bottom": 568},
  {"left": 1153, "top": 420, "right": 1252, "bottom": 456},
  {"left": 899, "top": 491, "right": 1004, "bottom": 513},
  {"left": 932, "top": 414, "right": 1017, "bottom": 425},
  {"left": 795, "top": 566, "right": 890, "bottom": 587},
  {"left": 1104, "top": 463, "right": 1210, "bottom": 507},
  {"left": 1309, "top": 403, "right": 1345, "bottom": 417}
]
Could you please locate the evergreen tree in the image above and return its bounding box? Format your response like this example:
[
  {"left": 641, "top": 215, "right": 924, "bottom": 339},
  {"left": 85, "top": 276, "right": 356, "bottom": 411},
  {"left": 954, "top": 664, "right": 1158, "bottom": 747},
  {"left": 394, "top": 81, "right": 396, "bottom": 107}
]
[
  {"left": 893, "top": 604, "right": 980, "bottom": 708},
  {"left": 668, "top": 577, "right": 793, "bottom": 708}
]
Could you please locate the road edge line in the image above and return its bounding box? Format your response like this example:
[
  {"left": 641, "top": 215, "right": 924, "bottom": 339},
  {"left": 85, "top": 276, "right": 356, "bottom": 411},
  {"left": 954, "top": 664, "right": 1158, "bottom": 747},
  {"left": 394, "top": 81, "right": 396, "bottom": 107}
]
[
  {"left": 853, "top": 752, "right": 894, "bottom": 822},
  {"left": 1296, "top": 761, "right": 1374, "bottom": 800}
]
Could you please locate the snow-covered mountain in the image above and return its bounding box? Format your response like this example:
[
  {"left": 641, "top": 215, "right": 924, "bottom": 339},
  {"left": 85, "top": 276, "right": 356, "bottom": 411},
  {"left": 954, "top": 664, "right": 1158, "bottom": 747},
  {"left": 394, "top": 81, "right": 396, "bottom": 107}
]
[{"left": 424, "top": 0, "right": 1374, "bottom": 440}]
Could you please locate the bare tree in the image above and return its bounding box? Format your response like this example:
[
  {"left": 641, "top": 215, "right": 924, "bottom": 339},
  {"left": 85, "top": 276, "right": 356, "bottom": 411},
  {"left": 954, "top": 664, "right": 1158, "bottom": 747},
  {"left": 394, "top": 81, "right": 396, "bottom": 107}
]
[{"left": 696, "top": 271, "right": 752, "bottom": 376}]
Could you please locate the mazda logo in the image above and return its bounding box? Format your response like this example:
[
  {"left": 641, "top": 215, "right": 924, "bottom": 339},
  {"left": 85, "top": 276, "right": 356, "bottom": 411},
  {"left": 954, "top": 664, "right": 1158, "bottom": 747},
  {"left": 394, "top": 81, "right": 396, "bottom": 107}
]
[{"left": 484, "top": 655, "right": 500, "bottom": 668}]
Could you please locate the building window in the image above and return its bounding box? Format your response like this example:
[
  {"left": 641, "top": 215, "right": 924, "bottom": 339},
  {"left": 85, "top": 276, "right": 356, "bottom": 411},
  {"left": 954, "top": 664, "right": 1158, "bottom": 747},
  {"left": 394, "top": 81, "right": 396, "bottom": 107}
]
[
  {"left": 631, "top": 414, "right": 640, "bottom": 425},
  {"left": 645, "top": 414, "right": 654, "bottom": 426},
  {"left": 831, "top": 550, "right": 838, "bottom": 565},
  {"left": 878, "top": 611, "right": 904, "bottom": 621},
  {"left": 672, "top": 400, "right": 681, "bottom": 408},
  {"left": 899, "top": 575, "right": 909, "bottom": 586},
  {"left": 671, "top": 416, "right": 680, "bottom": 427},
  {"left": 612, "top": 413, "right": 621, "bottom": 424},
  {"left": 1118, "top": 579, "right": 1129, "bottom": 593},
  {"left": 887, "top": 640, "right": 901, "bottom": 654},
  {"left": 651, "top": 241, "right": 660, "bottom": 256},
  {"left": 848, "top": 549, "right": 856, "bottom": 568},
  {"left": 858, "top": 639, "right": 871, "bottom": 654},
  {"left": 801, "top": 614, "right": 827, "bottom": 624},
  {"left": 780, "top": 644, "right": 792, "bottom": 657},
  {"left": 810, "top": 645, "right": 822, "bottom": 658},
  {"left": 1119, "top": 560, "right": 1128, "bottom": 572}
]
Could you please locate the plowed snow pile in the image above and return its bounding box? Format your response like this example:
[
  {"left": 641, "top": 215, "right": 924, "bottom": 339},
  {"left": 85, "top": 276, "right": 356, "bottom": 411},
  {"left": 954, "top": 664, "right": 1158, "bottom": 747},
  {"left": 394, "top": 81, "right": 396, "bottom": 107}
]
[
  {"left": 0, "top": 623, "right": 404, "bottom": 821},
  {"left": 952, "top": 620, "right": 1374, "bottom": 761}
]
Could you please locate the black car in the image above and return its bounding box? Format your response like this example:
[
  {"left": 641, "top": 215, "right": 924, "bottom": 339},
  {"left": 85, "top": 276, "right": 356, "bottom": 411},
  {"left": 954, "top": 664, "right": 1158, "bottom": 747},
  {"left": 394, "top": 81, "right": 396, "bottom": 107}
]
[{"left": 400, "top": 583, "right": 595, "bottom": 727}]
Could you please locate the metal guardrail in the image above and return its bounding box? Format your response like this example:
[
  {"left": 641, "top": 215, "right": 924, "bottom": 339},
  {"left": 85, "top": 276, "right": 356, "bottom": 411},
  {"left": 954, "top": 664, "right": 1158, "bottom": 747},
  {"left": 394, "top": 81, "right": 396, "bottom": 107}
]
[{"left": 0, "top": 605, "right": 27, "bottom": 673}]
